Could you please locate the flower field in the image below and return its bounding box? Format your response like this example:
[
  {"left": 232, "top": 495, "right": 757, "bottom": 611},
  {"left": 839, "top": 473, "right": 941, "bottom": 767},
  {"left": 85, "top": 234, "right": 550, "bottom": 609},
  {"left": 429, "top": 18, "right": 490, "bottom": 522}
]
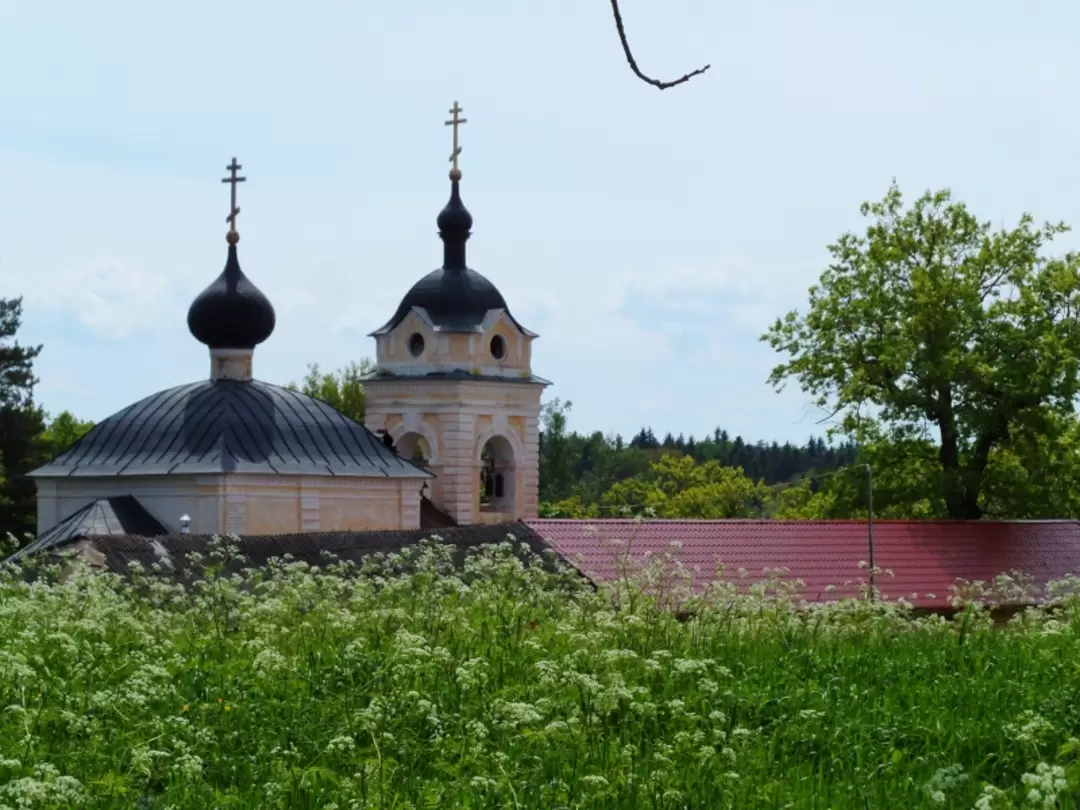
[{"left": 1, "top": 538, "right": 1080, "bottom": 809}]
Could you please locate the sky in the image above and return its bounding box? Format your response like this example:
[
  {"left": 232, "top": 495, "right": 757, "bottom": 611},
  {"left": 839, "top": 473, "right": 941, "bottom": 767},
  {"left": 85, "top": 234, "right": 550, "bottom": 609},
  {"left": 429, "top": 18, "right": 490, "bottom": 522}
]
[{"left": 2, "top": 0, "right": 1079, "bottom": 446}]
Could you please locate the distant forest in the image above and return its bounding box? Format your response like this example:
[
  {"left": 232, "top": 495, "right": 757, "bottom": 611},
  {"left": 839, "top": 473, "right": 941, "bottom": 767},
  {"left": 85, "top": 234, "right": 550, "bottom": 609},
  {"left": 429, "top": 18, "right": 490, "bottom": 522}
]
[{"left": 538, "top": 399, "right": 856, "bottom": 512}]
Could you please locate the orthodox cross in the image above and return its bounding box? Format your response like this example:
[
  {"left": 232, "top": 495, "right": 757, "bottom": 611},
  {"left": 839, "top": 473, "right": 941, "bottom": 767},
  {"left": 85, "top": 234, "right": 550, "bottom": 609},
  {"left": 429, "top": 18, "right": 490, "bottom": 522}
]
[
  {"left": 221, "top": 157, "right": 246, "bottom": 231},
  {"left": 445, "top": 101, "right": 467, "bottom": 172}
]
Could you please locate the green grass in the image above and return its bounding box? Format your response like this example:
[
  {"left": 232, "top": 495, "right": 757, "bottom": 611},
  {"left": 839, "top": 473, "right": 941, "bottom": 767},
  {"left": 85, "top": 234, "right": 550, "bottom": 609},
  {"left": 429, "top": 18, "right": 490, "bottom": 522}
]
[{"left": 1, "top": 538, "right": 1079, "bottom": 809}]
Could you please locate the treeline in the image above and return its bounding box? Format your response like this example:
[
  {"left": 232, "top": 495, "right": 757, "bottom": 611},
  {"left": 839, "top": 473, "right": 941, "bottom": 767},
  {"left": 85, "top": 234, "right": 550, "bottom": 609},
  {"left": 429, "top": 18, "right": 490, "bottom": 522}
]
[
  {"left": 0, "top": 298, "right": 95, "bottom": 549},
  {"left": 625, "top": 427, "right": 853, "bottom": 485},
  {"left": 538, "top": 398, "right": 855, "bottom": 510}
]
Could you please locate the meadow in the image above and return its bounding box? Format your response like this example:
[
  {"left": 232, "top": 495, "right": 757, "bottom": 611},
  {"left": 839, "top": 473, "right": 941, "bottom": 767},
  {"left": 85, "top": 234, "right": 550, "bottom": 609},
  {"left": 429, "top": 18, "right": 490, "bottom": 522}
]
[{"left": 1, "top": 538, "right": 1079, "bottom": 809}]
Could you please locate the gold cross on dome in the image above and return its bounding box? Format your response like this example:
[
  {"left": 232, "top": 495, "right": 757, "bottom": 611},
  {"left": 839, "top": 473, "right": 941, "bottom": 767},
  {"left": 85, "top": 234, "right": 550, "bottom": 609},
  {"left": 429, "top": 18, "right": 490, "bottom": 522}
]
[
  {"left": 221, "top": 157, "right": 246, "bottom": 231},
  {"left": 445, "top": 101, "right": 467, "bottom": 172}
]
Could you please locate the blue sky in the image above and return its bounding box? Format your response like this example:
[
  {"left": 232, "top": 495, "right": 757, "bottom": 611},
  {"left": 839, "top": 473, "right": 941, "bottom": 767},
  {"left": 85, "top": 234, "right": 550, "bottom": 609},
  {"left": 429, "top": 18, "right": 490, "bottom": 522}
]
[{"left": 1, "top": 0, "right": 1079, "bottom": 445}]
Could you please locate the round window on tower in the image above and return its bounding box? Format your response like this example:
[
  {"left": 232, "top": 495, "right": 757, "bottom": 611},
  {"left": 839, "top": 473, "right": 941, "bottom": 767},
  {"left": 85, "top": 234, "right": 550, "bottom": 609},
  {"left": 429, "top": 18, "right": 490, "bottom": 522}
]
[
  {"left": 408, "top": 333, "right": 425, "bottom": 357},
  {"left": 490, "top": 334, "right": 507, "bottom": 360}
]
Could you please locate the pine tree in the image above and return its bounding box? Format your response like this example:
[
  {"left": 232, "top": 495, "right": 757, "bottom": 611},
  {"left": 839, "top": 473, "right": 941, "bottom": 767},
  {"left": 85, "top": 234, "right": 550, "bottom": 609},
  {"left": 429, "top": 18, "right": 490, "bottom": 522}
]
[{"left": 0, "top": 297, "right": 44, "bottom": 544}]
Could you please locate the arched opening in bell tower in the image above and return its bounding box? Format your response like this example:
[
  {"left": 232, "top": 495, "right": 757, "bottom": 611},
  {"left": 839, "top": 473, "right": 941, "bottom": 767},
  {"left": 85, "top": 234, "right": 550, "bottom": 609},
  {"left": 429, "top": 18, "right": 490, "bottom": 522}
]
[
  {"left": 479, "top": 435, "right": 515, "bottom": 513},
  {"left": 395, "top": 432, "right": 432, "bottom": 468}
]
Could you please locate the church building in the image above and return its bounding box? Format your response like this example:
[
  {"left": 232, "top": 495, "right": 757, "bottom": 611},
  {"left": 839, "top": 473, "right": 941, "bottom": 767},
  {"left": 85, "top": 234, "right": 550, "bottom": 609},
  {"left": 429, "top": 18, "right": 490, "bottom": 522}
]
[
  {"left": 12, "top": 105, "right": 1080, "bottom": 617},
  {"left": 26, "top": 102, "right": 548, "bottom": 542}
]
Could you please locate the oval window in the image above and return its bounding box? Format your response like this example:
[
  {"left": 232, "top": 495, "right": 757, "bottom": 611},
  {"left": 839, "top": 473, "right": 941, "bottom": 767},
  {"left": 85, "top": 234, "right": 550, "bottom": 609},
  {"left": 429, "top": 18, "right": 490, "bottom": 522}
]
[
  {"left": 408, "top": 333, "right": 425, "bottom": 357},
  {"left": 490, "top": 334, "right": 507, "bottom": 360}
]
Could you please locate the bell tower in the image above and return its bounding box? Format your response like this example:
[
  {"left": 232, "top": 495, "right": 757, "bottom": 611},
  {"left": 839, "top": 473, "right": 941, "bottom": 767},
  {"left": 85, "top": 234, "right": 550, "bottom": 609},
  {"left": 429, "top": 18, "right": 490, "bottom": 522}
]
[{"left": 363, "top": 101, "right": 549, "bottom": 525}]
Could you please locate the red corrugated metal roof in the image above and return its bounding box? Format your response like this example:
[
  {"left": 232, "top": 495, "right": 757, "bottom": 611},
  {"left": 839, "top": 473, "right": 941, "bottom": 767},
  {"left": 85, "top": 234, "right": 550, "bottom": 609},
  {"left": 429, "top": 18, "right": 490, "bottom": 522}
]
[{"left": 524, "top": 519, "right": 1080, "bottom": 609}]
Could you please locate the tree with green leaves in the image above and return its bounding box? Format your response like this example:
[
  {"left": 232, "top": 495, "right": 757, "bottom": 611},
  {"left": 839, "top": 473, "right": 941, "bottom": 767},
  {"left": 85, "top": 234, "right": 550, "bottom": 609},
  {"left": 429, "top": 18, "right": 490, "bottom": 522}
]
[
  {"left": 539, "top": 398, "right": 576, "bottom": 503},
  {"left": 0, "top": 296, "right": 43, "bottom": 542},
  {"left": 38, "top": 410, "right": 95, "bottom": 460},
  {"left": 287, "top": 359, "right": 373, "bottom": 424},
  {"left": 600, "top": 453, "right": 767, "bottom": 518},
  {"left": 764, "top": 182, "right": 1080, "bottom": 519}
]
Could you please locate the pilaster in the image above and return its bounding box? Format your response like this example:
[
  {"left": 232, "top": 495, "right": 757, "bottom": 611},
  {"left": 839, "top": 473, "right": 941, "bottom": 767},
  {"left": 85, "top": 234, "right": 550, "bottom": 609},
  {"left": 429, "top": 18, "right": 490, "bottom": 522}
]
[
  {"left": 300, "top": 479, "right": 320, "bottom": 532},
  {"left": 224, "top": 492, "right": 247, "bottom": 535}
]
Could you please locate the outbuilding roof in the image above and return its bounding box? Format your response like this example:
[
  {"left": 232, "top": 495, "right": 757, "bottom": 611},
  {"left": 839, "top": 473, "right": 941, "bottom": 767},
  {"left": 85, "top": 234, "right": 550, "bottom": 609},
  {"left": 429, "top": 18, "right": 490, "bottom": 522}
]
[
  {"left": 526, "top": 519, "right": 1080, "bottom": 608},
  {"left": 7, "top": 496, "right": 167, "bottom": 563}
]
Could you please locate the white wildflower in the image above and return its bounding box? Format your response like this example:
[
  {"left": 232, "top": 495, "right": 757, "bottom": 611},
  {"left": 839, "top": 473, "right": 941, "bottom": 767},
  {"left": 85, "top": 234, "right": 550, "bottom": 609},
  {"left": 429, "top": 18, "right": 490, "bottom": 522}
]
[{"left": 1021, "top": 762, "right": 1066, "bottom": 808}]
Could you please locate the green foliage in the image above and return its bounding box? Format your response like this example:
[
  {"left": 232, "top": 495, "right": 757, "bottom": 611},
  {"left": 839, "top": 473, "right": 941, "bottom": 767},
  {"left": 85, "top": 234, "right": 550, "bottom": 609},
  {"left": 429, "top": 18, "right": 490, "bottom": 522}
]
[
  {"left": 538, "top": 494, "right": 600, "bottom": 518},
  {"left": 601, "top": 453, "right": 766, "bottom": 518},
  {"left": 286, "top": 359, "right": 373, "bottom": 424},
  {"left": 764, "top": 182, "right": 1080, "bottom": 519},
  {"left": 0, "top": 409, "right": 96, "bottom": 549},
  {"left": 0, "top": 297, "right": 43, "bottom": 543},
  {"left": 980, "top": 411, "right": 1080, "bottom": 519},
  {"left": 0, "top": 296, "right": 40, "bottom": 410},
  {"left": 539, "top": 398, "right": 577, "bottom": 502},
  {"left": 37, "top": 410, "right": 95, "bottom": 460},
  {"left": 2, "top": 540, "right": 1080, "bottom": 807},
  {"left": 537, "top": 401, "right": 856, "bottom": 514}
]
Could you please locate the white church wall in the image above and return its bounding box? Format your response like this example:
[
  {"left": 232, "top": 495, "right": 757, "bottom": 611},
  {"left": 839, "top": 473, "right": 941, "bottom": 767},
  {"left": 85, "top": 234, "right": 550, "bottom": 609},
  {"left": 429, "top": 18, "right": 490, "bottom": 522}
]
[
  {"left": 37, "top": 476, "right": 219, "bottom": 536},
  {"left": 35, "top": 473, "right": 424, "bottom": 538},
  {"left": 221, "top": 475, "right": 422, "bottom": 533}
]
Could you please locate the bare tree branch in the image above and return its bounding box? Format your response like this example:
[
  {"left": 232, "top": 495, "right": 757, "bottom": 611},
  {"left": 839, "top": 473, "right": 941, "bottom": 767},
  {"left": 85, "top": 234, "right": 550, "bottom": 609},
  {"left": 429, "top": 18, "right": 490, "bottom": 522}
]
[{"left": 609, "top": 0, "right": 710, "bottom": 90}]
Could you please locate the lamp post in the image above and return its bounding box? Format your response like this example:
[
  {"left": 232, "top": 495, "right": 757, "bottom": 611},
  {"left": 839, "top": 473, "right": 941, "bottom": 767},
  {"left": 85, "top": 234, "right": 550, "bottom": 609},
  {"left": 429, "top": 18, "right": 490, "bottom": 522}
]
[{"left": 865, "top": 464, "right": 875, "bottom": 599}]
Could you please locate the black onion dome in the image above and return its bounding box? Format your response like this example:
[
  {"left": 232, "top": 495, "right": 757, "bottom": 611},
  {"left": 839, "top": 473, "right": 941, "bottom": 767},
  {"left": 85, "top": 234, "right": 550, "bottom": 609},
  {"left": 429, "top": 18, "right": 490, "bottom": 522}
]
[
  {"left": 371, "top": 173, "right": 531, "bottom": 335},
  {"left": 187, "top": 242, "right": 276, "bottom": 349},
  {"left": 437, "top": 178, "right": 473, "bottom": 245},
  {"left": 380, "top": 266, "right": 510, "bottom": 333}
]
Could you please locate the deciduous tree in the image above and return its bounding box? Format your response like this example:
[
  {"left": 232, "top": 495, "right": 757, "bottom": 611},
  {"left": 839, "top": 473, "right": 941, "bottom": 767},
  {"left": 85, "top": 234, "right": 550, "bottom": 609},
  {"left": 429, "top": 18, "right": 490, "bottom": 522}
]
[
  {"left": 539, "top": 398, "right": 577, "bottom": 503},
  {"left": 764, "top": 182, "right": 1080, "bottom": 519},
  {"left": 38, "top": 411, "right": 95, "bottom": 460},
  {"left": 287, "top": 359, "right": 373, "bottom": 424},
  {"left": 601, "top": 453, "right": 766, "bottom": 518}
]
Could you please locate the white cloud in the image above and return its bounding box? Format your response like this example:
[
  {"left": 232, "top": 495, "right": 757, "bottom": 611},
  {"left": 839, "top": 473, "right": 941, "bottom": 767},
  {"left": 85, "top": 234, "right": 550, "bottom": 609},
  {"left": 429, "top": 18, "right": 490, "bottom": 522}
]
[
  {"left": 5, "top": 257, "right": 179, "bottom": 340},
  {"left": 622, "top": 258, "right": 755, "bottom": 301}
]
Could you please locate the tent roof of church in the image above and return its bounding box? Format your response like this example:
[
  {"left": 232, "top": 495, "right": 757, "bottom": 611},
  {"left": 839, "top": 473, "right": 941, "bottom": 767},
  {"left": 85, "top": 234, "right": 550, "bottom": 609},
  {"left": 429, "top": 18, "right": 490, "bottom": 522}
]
[{"left": 29, "top": 379, "right": 432, "bottom": 479}]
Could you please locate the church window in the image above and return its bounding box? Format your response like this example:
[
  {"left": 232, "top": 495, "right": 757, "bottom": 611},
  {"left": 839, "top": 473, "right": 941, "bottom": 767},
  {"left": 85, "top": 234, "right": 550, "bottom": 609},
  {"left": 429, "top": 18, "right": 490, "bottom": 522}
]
[
  {"left": 408, "top": 333, "right": 425, "bottom": 357},
  {"left": 490, "top": 334, "right": 507, "bottom": 360}
]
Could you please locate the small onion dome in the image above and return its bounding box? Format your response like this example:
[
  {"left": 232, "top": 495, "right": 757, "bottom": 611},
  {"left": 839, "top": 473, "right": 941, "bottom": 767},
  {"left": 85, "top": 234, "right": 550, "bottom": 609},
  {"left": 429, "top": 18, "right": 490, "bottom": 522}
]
[
  {"left": 437, "top": 170, "right": 472, "bottom": 269},
  {"left": 187, "top": 233, "right": 276, "bottom": 349}
]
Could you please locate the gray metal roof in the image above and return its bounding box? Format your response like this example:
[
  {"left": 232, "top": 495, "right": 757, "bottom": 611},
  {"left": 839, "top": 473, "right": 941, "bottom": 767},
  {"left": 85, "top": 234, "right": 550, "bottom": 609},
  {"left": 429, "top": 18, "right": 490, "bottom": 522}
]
[
  {"left": 6, "top": 496, "right": 167, "bottom": 563},
  {"left": 30, "top": 380, "right": 433, "bottom": 479}
]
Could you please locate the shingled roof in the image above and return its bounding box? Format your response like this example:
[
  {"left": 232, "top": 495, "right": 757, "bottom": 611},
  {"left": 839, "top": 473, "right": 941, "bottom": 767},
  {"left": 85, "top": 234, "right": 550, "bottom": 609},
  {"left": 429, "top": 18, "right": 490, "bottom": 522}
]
[
  {"left": 525, "top": 519, "right": 1080, "bottom": 609},
  {"left": 30, "top": 379, "right": 432, "bottom": 479},
  {"left": 27, "top": 522, "right": 550, "bottom": 579}
]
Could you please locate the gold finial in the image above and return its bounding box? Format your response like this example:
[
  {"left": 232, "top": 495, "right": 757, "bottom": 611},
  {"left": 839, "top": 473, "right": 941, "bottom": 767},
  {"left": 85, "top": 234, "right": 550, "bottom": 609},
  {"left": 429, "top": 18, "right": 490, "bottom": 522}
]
[
  {"left": 221, "top": 157, "right": 246, "bottom": 240},
  {"left": 445, "top": 101, "right": 467, "bottom": 180}
]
